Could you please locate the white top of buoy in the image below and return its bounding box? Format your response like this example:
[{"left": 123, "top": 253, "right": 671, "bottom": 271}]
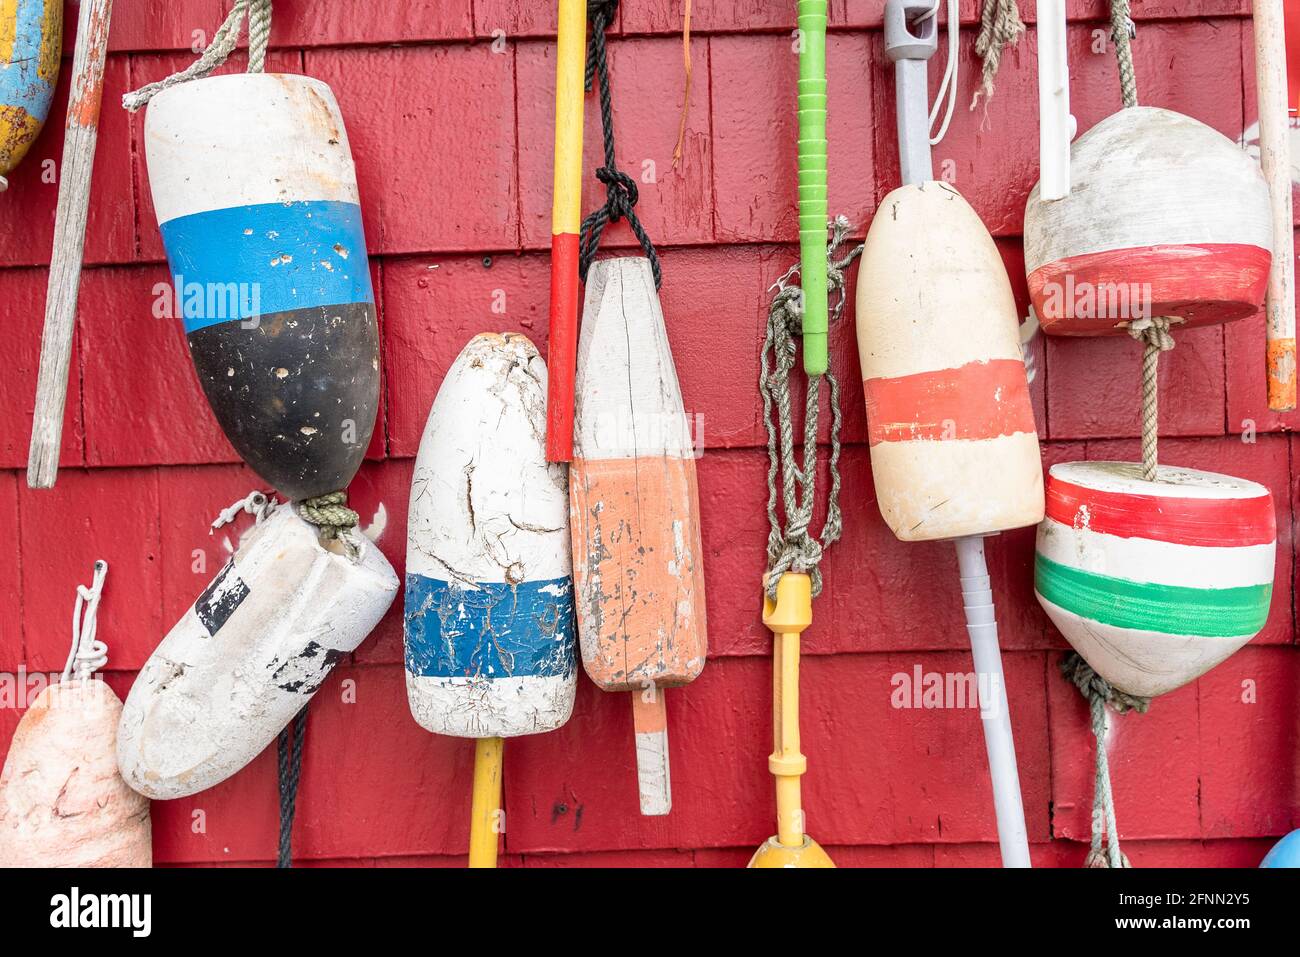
[
  {"left": 574, "top": 257, "right": 694, "bottom": 460},
  {"left": 145, "top": 73, "right": 360, "bottom": 224},
  {"left": 1049, "top": 460, "right": 1269, "bottom": 499},
  {"left": 407, "top": 333, "right": 571, "bottom": 586}
]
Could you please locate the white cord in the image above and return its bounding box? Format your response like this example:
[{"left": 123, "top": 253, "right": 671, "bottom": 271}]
[
  {"left": 62, "top": 560, "right": 108, "bottom": 682},
  {"left": 918, "top": 0, "right": 960, "bottom": 146},
  {"left": 211, "top": 489, "right": 276, "bottom": 532}
]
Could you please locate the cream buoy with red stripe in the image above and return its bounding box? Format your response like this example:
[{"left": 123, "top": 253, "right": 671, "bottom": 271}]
[
  {"left": 1024, "top": 107, "right": 1271, "bottom": 336},
  {"left": 1036, "top": 462, "right": 1275, "bottom": 698}
]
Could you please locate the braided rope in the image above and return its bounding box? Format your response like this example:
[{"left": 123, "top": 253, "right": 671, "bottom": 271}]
[
  {"left": 298, "top": 490, "right": 361, "bottom": 557},
  {"left": 578, "top": 0, "right": 663, "bottom": 288},
  {"left": 1127, "top": 317, "right": 1174, "bottom": 482},
  {"left": 970, "top": 0, "right": 1025, "bottom": 110},
  {"left": 1061, "top": 653, "right": 1149, "bottom": 867},
  {"left": 122, "top": 0, "right": 274, "bottom": 112},
  {"left": 276, "top": 705, "right": 308, "bottom": 868},
  {"left": 761, "top": 218, "right": 860, "bottom": 601},
  {"left": 1110, "top": 0, "right": 1139, "bottom": 109}
]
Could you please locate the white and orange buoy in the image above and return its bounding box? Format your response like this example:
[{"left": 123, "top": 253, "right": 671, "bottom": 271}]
[
  {"left": 569, "top": 257, "right": 707, "bottom": 817},
  {"left": 404, "top": 333, "right": 576, "bottom": 866},
  {"left": 1024, "top": 107, "right": 1271, "bottom": 336},
  {"left": 117, "top": 499, "right": 398, "bottom": 800},
  {"left": 1036, "top": 462, "right": 1275, "bottom": 698},
  {"left": 854, "top": 0, "right": 1043, "bottom": 867},
  {"left": 0, "top": 562, "right": 151, "bottom": 867}
]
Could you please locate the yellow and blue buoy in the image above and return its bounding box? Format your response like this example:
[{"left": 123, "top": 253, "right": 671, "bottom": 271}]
[{"left": 0, "top": 0, "right": 61, "bottom": 190}]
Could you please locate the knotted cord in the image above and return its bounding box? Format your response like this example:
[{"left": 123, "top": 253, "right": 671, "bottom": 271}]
[{"left": 61, "top": 560, "right": 109, "bottom": 682}]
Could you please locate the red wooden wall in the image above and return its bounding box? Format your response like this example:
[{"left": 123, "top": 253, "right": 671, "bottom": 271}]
[{"left": 2, "top": 0, "right": 1298, "bottom": 867}]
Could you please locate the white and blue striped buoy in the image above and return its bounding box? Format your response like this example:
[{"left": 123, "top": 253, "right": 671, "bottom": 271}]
[{"left": 404, "top": 333, "right": 577, "bottom": 738}]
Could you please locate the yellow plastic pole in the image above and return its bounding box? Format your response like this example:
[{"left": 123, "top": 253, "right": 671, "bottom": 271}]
[
  {"left": 749, "top": 573, "right": 835, "bottom": 868},
  {"left": 468, "top": 736, "right": 504, "bottom": 868}
]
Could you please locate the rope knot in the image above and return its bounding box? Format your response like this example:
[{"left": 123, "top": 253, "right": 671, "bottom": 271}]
[
  {"left": 1126, "top": 315, "right": 1175, "bottom": 352},
  {"left": 594, "top": 166, "right": 639, "bottom": 217},
  {"left": 298, "top": 490, "right": 361, "bottom": 557}
]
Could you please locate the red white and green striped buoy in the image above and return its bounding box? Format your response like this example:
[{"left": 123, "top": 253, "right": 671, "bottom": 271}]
[{"left": 1035, "top": 462, "right": 1275, "bottom": 698}]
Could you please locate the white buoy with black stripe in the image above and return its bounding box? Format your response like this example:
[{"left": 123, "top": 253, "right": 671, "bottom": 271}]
[
  {"left": 404, "top": 333, "right": 576, "bottom": 867},
  {"left": 117, "top": 498, "right": 398, "bottom": 800}
]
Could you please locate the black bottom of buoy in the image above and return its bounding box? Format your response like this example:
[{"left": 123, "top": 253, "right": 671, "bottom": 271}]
[{"left": 187, "top": 303, "right": 379, "bottom": 501}]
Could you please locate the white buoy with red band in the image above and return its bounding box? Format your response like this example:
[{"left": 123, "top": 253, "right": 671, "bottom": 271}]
[
  {"left": 570, "top": 257, "right": 707, "bottom": 817},
  {"left": 404, "top": 333, "right": 576, "bottom": 866},
  {"left": 117, "top": 500, "right": 398, "bottom": 800},
  {"left": 1024, "top": 107, "right": 1271, "bottom": 336},
  {"left": 1035, "top": 462, "right": 1275, "bottom": 699},
  {"left": 141, "top": 72, "right": 379, "bottom": 502},
  {"left": 0, "top": 562, "right": 151, "bottom": 867},
  {"left": 854, "top": 0, "right": 1042, "bottom": 868}
]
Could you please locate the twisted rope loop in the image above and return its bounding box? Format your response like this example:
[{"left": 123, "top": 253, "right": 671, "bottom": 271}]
[
  {"left": 1127, "top": 316, "right": 1175, "bottom": 482},
  {"left": 578, "top": 0, "right": 663, "bottom": 288},
  {"left": 277, "top": 706, "right": 308, "bottom": 867},
  {"left": 122, "top": 0, "right": 273, "bottom": 111},
  {"left": 62, "top": 560, "right": 109, "bottom": 682},
  {"left": 762, "top": 217, "right": 861, "bottom": 601},
  {"left": 970, "top": 0, "right": 1025, "bottom": 110},
  {"left": 211, "top": 489, "right": 275, "bottom": 533},
  {"left": 299, "top": 490, "right": 361, "bottom": 557},
  {"left": 1110, "top": 0, "right": 1139, "bottom": 109},
  {"left": 1061, "top": 653, "right": 1149, "bottom": 868}
]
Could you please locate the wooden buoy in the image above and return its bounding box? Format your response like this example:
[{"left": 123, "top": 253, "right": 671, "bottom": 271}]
[
  {"left": 405, "top": 333, "right": 576, "bottom": 866},
  {"left": 117, "top": 502, "right": 398, "bottom": 799},
  {"left": 1024, "top": 107, "right": 1272, "bottom": 336},
  {"left": 0, "top": 562, "right": 150, "bottom": 868},
  {"left": 141, "top": 73, "right": 379, "bottom": 501},
  {"left": 1035, "top": 461, "right": 1275, "bottom": 699},
  {"left": 570, "top": 257, "right": 707, "bottom": 817},
  {"left": 0, "top": 0, "right": 61, "bottom": 190},
  {"left": 856, "top": 181, "right": 1044, "bottom": 541}
]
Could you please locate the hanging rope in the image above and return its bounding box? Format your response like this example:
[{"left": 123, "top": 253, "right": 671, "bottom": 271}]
[
  {"left": 276, "top": 705, "right": 308, "bottom": 868},
  {"left": 761, "top": 217, "right": 860, "bottom": 601},
  {"left": 914, "top": 0, "right": 960, "bottom": 145},
  {"left": 61, "top": 560, "right": 109, "bottom": 682},
  {"left": 299, "top": 490, "right": 361, "bottom": 558},
  {"left": 1060, "top": 654, "right": 1149, "bottom": 868},
  {"left": 970, "top": 0, "right": 1025, "bottom": 110},
  {"left": 578, "top": 0, "right": 663, "bottom": 289},
  {"left": 1127, "top": 317, "right": 1175, "bottom": 481},
  {"left": 1110, "top": 0, "right": 1139, "bottom": 109},
  {"left": 122, "top": 0, "right": 274, "bottom": 111}
]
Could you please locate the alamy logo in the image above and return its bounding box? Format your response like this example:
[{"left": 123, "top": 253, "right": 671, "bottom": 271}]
[
  {"left": 1039, "top": 274, "right": 1152, "bottom": 322},
  {"left": 49, "top": 887, "right": 151, "bottom": 938}
]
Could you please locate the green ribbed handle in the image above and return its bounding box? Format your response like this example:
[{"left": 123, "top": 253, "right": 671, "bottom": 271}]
[{"left": 796, "top": 0, "right": 829, "bottom": 375}]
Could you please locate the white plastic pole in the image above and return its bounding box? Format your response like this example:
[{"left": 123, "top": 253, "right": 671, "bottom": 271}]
[
  {"left": 955, "top": 534, "right": 1032, "bottom": 868},
  {"left": 1036, "top": 0, "right": 1073, "bottom": 200}
]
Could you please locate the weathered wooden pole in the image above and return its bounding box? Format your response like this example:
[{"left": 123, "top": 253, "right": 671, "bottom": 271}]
[
  {"left": 1254, "top": 0, "right": 1297, "bottom": 411},
  {"left": 26, "top": 0, "right": 113, "bottom": 488}
]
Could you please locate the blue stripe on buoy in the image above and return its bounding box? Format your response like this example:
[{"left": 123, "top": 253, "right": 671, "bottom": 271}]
[
  {"left": 404, "top": 574, "right": 576, "bottom": 680},
  {"left": 0, "top": 0, "right": 57, "bottom": 122},
  {"left": 159, "top": 200, "right": 373, "bottom": 334}
]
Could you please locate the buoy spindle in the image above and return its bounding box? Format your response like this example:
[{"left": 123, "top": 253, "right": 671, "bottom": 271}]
[{"left": 468, "top": 737, "right": 504, "bottom": 869}]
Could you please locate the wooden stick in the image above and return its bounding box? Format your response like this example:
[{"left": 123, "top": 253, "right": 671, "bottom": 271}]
[
  {"left": 26, "top": 0, "right": 114, "bottom": 488},
  {"left": 632, "top": 691, "right": 671, "bottom": 816},
  {"left": 545, "top": 0, "right": 587, "bottom": 462},
  {"left": 467, "top": 737, "right": 504, "bottom": 868},
  {"left": 1255, "top": 0, "right": 1296, "bottom": 412}
]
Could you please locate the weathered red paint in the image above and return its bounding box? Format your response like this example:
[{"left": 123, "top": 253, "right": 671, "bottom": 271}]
[
  {"left": 863, "top": 359, "right": 1036, "bottom": 446},
  {"left": 0, "top": 7, "right": 1295, "bottom": 868}
]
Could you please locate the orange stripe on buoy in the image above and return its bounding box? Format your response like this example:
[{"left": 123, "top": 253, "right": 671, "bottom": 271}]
[
  {"left": 1267, "top": 336, "right": 1296, "bottom": 412},
  {"left": 863, "top": 358, "right": 1035, "bottom": 446}
]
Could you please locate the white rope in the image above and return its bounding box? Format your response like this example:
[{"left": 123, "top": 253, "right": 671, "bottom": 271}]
[
  {"left": 211, "top": 490, "right": 276, "bottom": 532},
  {"left": 62, "top": 560, "right": 109, "bottom": 682},
  {"left": 917, "top": 0, "right": 960, "bottom": 145}
]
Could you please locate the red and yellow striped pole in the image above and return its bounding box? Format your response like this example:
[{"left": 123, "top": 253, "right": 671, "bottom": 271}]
[{"left": 546, "top": 0, "right": 588, "bottom": 462}]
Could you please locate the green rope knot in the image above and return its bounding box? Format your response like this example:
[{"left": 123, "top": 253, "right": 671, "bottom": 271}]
[
  {"left": 1060, "top": 652, "right": 1150, "bottom": 868},
  {"left": 298, "top": 490, "right": 360, "bottom": 556}
]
